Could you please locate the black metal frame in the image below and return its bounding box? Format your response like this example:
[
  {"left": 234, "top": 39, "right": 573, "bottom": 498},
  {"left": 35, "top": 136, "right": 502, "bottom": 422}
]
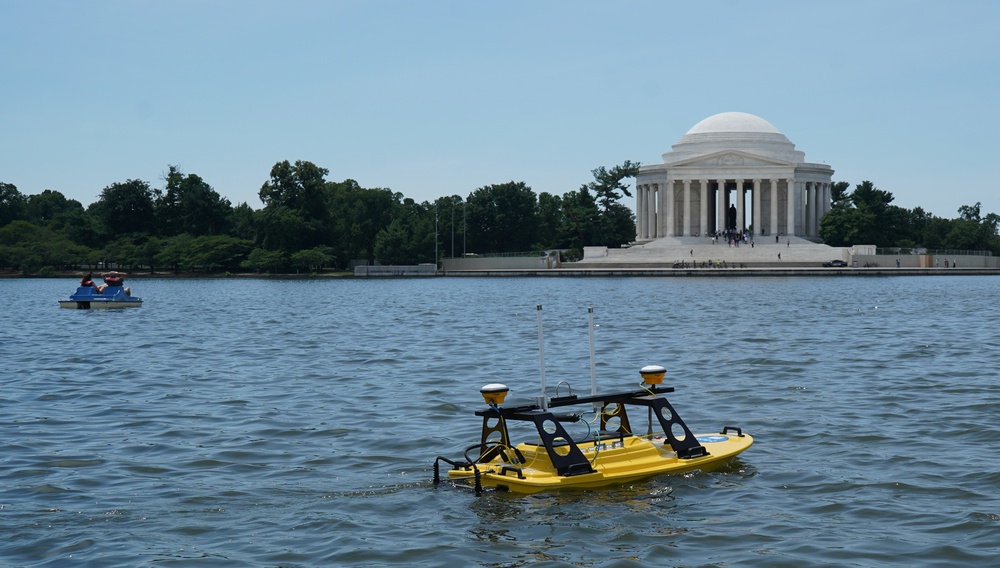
[{"left": 472, "top": 385, "right": 708, "bottom": 478}]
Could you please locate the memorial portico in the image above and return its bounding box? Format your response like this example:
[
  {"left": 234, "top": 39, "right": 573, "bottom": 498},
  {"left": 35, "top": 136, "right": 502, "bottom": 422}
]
[{"left": 634, "top": 112, "right": 834, "bottom": 240}]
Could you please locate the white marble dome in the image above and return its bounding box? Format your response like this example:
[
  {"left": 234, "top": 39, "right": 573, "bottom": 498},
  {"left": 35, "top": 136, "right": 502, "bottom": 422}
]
[
  {"left": 666, "top": 112, "right": 804, "bottom": 165},
  {"left": 686, "top": 112, "right": 782, "bottom": 135}
]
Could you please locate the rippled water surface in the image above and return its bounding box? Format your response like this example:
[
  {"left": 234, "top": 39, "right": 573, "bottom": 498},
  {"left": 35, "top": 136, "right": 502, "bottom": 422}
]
[{"left": 2, "top": 275, "right": 999, "bottom": 567}]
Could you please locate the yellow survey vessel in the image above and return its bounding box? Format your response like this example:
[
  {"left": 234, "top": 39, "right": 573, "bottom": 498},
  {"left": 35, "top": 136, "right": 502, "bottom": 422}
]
[
  {"left": 434, "top": 367, "right": 752, "bottom": 494},
  {"left": 433, "top": 307, "right": 752, "bottom": 495}
]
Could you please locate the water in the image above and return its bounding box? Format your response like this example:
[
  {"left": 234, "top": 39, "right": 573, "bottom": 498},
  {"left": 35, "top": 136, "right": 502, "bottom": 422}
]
[{"left": 2, "top": 275, "right": 999, "bottom": 567}]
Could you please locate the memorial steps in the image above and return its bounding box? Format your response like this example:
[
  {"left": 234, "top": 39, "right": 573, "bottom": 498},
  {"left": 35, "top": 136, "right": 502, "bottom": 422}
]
[{"left": 574, "top": 235, "right": 846, "bottom": 269}]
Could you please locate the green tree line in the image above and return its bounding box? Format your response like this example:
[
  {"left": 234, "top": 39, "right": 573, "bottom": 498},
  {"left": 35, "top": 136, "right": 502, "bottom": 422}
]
[
  {"left": 0, "top": 160, "right": 641, "bottom": 275},
  {"left": 819, "top": 180, "right": 1000, "bottom": 254},
  {"left": 2, "top": 167, "right": 997, "bottom": 276}
]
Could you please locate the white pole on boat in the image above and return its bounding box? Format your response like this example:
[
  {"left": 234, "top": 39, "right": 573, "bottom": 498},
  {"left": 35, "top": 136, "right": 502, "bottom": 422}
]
[
  {"left": 588, "top": 307, "right": 599, "bottom": 412},
  {"left": 536, "top": 304, "right": 548, "bottom": 410}
]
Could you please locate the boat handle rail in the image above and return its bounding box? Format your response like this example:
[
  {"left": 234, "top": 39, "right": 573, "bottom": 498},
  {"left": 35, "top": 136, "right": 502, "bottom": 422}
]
[
  {"left": 554, "top": 380, "right": 574, "bottom": 399},
  {"left": 499, "top": 465, "right": 525, "bottom": 479},
  {"left": 721, "top": 426, "right": 744, "bottom": 437}
]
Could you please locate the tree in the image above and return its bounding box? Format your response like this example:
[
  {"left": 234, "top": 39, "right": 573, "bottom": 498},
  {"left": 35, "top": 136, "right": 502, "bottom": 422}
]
[
  {"left": 185, "top": 235, "right": 253, "bottom": 271},
  {"left": 559, "top": 185, "right": 600, "bottom": 253},
  {"left": 850, "top": 180, "right": 894, "bottom": 211},
  {"left": 154, "top": 234, "right": 194, "bottom": 273},
  {"left": 574, "top": 161, "right": 640, "bottom": 248},
  {"left": 101, "top": 236, "right": 145, "bottom": 271},
  {"left": 958, "top": 202, "right": 982, "bottom": 222},
  {"left": 829, "top": 181, "right": 851, "bottom": 206},
  {"left": 259, "top": 160, "right": 330, "bottom": 216},
  {"left": 0, "top": 220, "right": 42, "bottom": 269},
  {"left": 229, "top": 202, "right": 258, "bottom": 241},
  {"left": 255, "top": 205, "right": 313, "bottom": 252},
  {"left": 49, "top": 207, "right": 102, "bottom": 248},
  {"left": 374, "top": 219, "right": 412, "bottom": 265},
  {"left": 597, "top": 202, "right": 637, "bottom": 248},
  {"left": 819, "top": 203, "right": 874, "bottom": 247},
  {"left": 333, "top": 184, "right": 400, "bottom": 265},
  {"left": 291, "top": 246, "right": 336, "bottom": 272},
  {"left": 942, "top": 203, "right": 999, "bottom": 252},
  {"left": 536, "top": 192, "right": 563, "bottom": 249},
  {"left": 258, "top": 160, "right": 334, "bottom": 252},
  {"left": 589, "top": 161, "right": 639, "bottom": 211},
  {"left": 374, "top": 198, "right": 435, "bottom": 265},
  {"left": 919, "top": 216, "right": 952, "bottom": 250},
  {"left": 88, "top": 179, "right": 156, "bottom": 236},
  {"left": 465, "top": 181, "right": 538, "bottom": 253},
  {"left": 943, "top": 219, "right": 987, "bottom": 251},
  {"left": 820, "top": 181, "right": 899, "bottom": 246},
  {"left": 0, "top": 182, "right": 27, "bottom": 227},
  {"left": 242, "top": 247, "right": 287, "bottom": 273},
  {"left": 139, "top": 236, "right": 163, "bottom": 273},
  {"left": 26, "top": 189, "right": 83, "bottom": 226},
  {"left": 0, "top": 220, "right": 92, "bottom": 272},
  {"left": 156, "top": 166, "right": 232, "bottom": 236}
]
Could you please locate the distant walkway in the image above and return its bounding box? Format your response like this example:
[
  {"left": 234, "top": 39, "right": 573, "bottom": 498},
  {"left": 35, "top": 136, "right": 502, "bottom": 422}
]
[{"left": 442, "top": 267, "right": 1000, "bottom": 277}]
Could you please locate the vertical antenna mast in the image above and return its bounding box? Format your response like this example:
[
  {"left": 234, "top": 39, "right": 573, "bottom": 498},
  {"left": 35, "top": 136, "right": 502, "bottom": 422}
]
[
  {"left": 588, "top": 307, "right": 599, "bottom": 411},
  {"left": 536, "top": 304, "right": 548, "bottom": 410}
]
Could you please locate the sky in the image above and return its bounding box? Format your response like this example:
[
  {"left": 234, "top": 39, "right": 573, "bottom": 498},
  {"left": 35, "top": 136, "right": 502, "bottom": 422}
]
[{"left": 2, "top": 0, "right": 998, "bottom": 219}]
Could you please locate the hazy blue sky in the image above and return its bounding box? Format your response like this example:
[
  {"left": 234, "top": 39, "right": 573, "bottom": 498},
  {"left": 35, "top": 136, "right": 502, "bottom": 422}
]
[{"left": 3, "top": 0, "right": 997, "bottom": 219}]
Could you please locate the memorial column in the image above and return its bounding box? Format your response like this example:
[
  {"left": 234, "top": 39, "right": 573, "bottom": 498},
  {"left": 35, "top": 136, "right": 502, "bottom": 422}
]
[
  {"left": 753, "top": 179, "right": 762, "bottom": 236},
  {"left": 770, "top": 180, "right": 779, "bottom": 236},
  {"left": 786, "top": 179, "right": 796, "bottom": 236},
  {"left": 735, "top": 179, "right": 745, "bottom": 232},
  {"left": 643, "top": 184, "right": 651, "bottom": 239},
  {"left": 682, "top": 179, "right": 692, "bottom": 236},
  {"left": 807, "top": 182, "right": 816, "bottom": 236},
  {"left": 813, "top": 183, "right": 820, "bottom": 235},
  {"left": 635, "top": 184, "right": 645, "bottom": 239},
  {"left": 701, "top": 179, "right": 710, "bottom": 235},
  {"left": 648, "top": 184, "right": 658, "bottom": 238},
  {"left": 665, "top": 179, "right": 675, "bottom": 237},
  {"left": 651, "top": 184, "right": 660, "bottom": 238},
  {"left": 656, "top": 181, "right": 665, "bottom": 237},
  {"left": 814, "top": 182, "right": 822, "bottom": 235},
  {"left": 699, "top": 180, "right": 708, "bottom": 237},
  {"left": 716, "top": 180, "right": 727, "bottom": 234}
]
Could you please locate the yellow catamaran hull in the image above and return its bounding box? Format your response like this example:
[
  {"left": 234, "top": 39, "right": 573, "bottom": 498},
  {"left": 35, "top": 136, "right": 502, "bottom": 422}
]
[{"left": 448, "top": 431, "right": 752, "bottom": 494}]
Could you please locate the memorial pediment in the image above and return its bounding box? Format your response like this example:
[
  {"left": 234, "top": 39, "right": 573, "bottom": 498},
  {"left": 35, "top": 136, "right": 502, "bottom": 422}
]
[{"left": 672, "top": 150, "right": 791, "bottom": 168}]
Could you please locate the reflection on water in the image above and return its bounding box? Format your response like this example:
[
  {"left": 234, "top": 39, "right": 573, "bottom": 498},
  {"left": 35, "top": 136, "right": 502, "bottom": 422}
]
[{"left": 2, "top": 276, "right": 1000, "bottom": 566}]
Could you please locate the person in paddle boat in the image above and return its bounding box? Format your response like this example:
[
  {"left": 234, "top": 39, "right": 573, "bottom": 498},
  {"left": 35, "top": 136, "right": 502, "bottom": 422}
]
[
  {"left": 80, "top": 272, "right": 99, "bottom": 291},
  {"left": 98, "top": 271, "right": 131, "bottom": 296}
]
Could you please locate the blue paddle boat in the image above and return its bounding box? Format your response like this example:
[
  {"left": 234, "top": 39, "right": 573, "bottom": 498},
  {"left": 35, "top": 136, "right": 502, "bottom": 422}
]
[{"left": 59, "top": 272, "right": 142, "bottom": 309}]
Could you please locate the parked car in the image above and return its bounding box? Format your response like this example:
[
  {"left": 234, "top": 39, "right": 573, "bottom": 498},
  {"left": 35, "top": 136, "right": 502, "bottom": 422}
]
[{"left": 822, "top": 259, "right": 849, "bottom": 267}]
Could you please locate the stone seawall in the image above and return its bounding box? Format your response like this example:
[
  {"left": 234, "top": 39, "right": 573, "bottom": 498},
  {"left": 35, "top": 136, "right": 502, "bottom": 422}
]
[{"left": 441, "top": 267, "right": 1000, "bottom": 277}]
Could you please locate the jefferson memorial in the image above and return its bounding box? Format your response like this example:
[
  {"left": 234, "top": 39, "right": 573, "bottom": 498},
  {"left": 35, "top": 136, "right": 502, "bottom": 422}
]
[{"left": 634, "top": 112, "right": 833, "bottom": 240}]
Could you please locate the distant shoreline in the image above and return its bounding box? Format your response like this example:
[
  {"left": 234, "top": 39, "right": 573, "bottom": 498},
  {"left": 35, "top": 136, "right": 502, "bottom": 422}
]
[
  {"left": 8, "top": 267, "right": 999, "bottom": 279},
  {"left": 0, "top": 270, "right": 355, "bottom": 279}
]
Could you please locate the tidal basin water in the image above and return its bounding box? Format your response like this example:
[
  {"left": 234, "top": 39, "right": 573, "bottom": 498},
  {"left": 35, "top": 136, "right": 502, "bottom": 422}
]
[{"left": 2, "top": 275, "right": 999, "bottom": 567}]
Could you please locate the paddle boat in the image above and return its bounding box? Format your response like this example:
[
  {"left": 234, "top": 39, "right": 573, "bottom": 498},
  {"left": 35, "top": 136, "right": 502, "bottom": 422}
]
[
  {"left": 433, "top": 307, "right": 752, "bottom": 494},
  {"left": 59, "top": 272, "right": 142, "bottom": 309}
]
